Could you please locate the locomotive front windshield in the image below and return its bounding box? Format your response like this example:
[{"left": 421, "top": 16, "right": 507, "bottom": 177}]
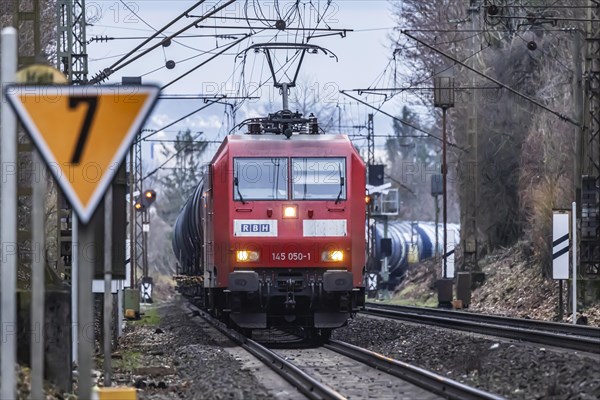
[
  {"left": 234, "top": 158, "right": 288, "bottom": 200},
  {"left": 233, "top": 157, "right": 346, "bottom": 201},
  {"left": 291, "top": 158, "right": 346, "bottom": 200}
]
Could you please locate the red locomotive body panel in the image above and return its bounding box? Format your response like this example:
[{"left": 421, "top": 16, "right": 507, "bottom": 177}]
[{"left": 201, "top": 134, "right": 366, "bottom": 330}]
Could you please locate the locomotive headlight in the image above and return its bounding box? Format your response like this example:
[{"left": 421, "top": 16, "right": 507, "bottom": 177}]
[
  {"left": 236, "top": 250, "right": 259, "bottom": 262},
  {"left": 283, "top": 205, "right": 298, "bottom": 218},
  {"left": 322, "top": 250, "right": 344, "bottom": 262}
]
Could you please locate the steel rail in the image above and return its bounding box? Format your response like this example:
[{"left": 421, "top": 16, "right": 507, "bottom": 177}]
[
  {"left": 188, "top": 304, "right": 345, "bottom": 400},
  {"left": 326, "top": 340, "right": 506, "bottom": 400},
  {"left": 187, "top": 302, "right": 504, "bottom": 398},
  {"left": 365, "top": 303, "right": 600, "bottom": 338},
  {"left": 363, "top": 304, "right": 600, "bottom": 354}
]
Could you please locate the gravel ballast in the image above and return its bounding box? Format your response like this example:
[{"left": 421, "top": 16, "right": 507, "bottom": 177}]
[
  {"left": 333, "top": 315, "right": 600, "bottom": 400},
  {"left": 109, "top": 301, "right": 273, "bottom": 399}
]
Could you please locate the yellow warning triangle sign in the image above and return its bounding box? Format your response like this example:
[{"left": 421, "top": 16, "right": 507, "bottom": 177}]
[{"left": 4, "top": 85, "right": 160, "bottom": 224}]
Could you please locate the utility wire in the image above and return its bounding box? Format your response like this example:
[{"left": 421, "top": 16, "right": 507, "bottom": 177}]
[
  {"left": 91, "top": 0, "right": 236, "bottom": 83},
  {"left": 118, "top": 0, "right": 219, "bottom": 53},
  {"left": 402, "top": 30, "right": 579, "bottom": 127},
  {"left": 161, "top": 33, "right": 255, "bottom": 90},
  {"left": 94, "top": 0, "right": 207, "bottom": 78},
  {"left": 139, "top": 99, "right": 226, "bottom": 142},
  {"left": 143, "top": 132, "right": 205, "bottom": 182},
  {"left": 340, "top": 90, "right": 466, "bottom": 152}
]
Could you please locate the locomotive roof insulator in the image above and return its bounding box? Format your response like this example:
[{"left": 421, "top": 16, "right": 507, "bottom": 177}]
[
  {"left": 240, "top": 110, "right": 322, "bottom": 137},
  {"left": 275, "top": 19, "right": 286, "bottom": 31},
  {"left": 248, "top": 120, "right": 261, "bottom": 135},
  {"left": 308, "top": 113, "right": 319, "bottom": 135}
]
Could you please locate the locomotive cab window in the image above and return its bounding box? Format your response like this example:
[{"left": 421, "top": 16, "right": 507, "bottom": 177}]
[
  {"left": 234, "top": 158, "right": 288, "bottom": 201},
  {"left": 292, "top": 157, "right": 346, "bottom": 201}
]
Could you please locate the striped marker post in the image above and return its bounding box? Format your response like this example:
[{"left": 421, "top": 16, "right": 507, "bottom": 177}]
[
  {"left": 553, "top": 210, "right": 570, "bottom": 321},
  {"left": 552, "top": 211, "right": 570, "bottom": 280}
]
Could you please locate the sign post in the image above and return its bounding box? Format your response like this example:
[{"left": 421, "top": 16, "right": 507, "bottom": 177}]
[
  {"left": 572, "top": 202, "right": 577, "bottom": 324},
  {"left": 1, "top": 27, "right": 18, "bottom": 400},
  {"left": 14, "top": 64, "right": 69, "bottom": 400},
  {"left": 4, "top": 84, "right": 159, "bottom": 398},
  {"left": 78, "top": 218, "right": 95, "bottom": 398},
  {"left": 104, "top": 186, "right": 113, "bottom": 386},
  {"left": 552, "top": 210, "right": 570, "bottom": 320}
]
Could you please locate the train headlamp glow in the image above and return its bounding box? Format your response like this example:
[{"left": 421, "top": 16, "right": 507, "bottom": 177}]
[
  {"left": 236, "top": 250, "right": 259, "bottom": 262},
  {"left": 322, "top": 250, "right": 344, "bottom": 262},
  {"left": 283, "top": 205, "right": 297, "bottom": 218}
]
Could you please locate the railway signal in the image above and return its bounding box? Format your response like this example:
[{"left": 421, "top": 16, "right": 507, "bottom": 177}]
[
  {"left": 134, "top": 189, "right": 157, "bottom": 212},
  {"left": 144, "top": 189, "right": 157, "bottom": 204}
]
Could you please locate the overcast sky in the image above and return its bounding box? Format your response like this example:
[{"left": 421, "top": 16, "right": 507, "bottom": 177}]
[{"left": 86, "top": 1, "right": 402, "bottom": 167}]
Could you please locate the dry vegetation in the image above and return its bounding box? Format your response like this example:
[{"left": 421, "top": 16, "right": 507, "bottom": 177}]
[
  {"left": 1, "top": 1, "right": 62, "bottom": 285},
  {"left": 385, "top": 243, "right": 600, "bottom": 326},
  {"left": 470, "top": 242, "right": 600, "bottom": 326},
  {"left": 382, "top": 1, "right": 600, "bottom": 315},
  {"left": 391, "top": 1, "right": 587, "bottom": 275}
]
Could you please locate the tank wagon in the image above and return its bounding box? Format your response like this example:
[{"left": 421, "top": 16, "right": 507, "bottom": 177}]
[
  {"left": 173, "top": 110, "right": 366, "bottom": 337},
  {"left": 372, "top": 221, "right": 460, "bottom": 289}
]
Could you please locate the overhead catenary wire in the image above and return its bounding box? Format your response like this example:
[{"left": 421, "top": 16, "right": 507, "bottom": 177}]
[
  {"left": 401, "top": 30, "right": 580, "bottom": 127},
  {"left": 161, "top": 33, "right": 258, "bottom": 90},
  {"left": 138, "top": 98, "right": 229, "bottom": 142},
  {"left": 118, "top": 0, "right": 228, "bottom": 53},
  {"left": 340, "top": 90, "right": 466, "bottom": 152},
  {"left": 143, "top": 132, "right": 206, "bottom": 182},
  {"left": 93, "top": 0, "right": 207, "bottom": 77},
  {"left": 91, "top": 0, "right": 236, "bottom": 83}
]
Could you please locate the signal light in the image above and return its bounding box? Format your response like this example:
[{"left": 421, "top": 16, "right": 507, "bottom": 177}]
[
  {"left": 134, "top": 189, "right": 157, "bottom": 212},
  {"left": 365, "top": 195, "right": 371, "bottom": 204},
  {"left": 144, "top": 189, "right": 156, "bottom": 203}
]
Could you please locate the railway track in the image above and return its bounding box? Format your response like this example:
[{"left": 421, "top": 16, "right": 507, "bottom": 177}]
[
  {"left": 187, "top": 303, "right": 504, "bottom": 400},
  {"left": 363, "top": 303, "right": 600, "bottom": 354}
]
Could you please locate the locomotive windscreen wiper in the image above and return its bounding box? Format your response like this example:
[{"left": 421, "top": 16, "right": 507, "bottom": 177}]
[
  {"left": 234, "top": 175, "right": 247, "bottom": 204},
  {"left": 334, "top": 164, "right": 344, "bottom": 204}
]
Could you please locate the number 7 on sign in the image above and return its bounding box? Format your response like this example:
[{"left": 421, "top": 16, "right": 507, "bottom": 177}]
[{"left": 69, "top": 96, "right": 98, "bottom": 164}]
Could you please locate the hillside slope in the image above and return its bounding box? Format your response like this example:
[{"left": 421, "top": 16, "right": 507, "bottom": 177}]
[{"left": 384, "top": 243, "right": 600, "bottom": 326}]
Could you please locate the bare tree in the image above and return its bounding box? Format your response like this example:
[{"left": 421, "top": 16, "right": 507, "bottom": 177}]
[{"left": 391, "top": 0, "right": 580, "bottom": 268}]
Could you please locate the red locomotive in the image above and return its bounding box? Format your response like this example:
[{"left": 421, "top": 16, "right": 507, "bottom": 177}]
[{"left": 173, "top": 110, "right": 366, "bottom": 338}]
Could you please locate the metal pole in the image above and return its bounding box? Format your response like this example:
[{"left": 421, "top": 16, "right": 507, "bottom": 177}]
[
  {"left": 572, "top": 201, "right": 578, "bottom": 324},
  {"left": 435, "top": 195, "right": 439, "bottom": 258},
  {"left": 129, "top": 147, "right": 135, "bottom": 288},
  {"left": 135, "top": 141, "right": 142, "bottom": 289},
  {"left": 574, "top": 30, "right": 584, "bottom": 206},
  {"left": 117, "top": 281, "right": 123, "bottom": 337},
  {"left": 559, "top": 280, "right": 564, "bottom": 321},
  {"left": 465, "top": 0, "right": 480, "bottom": 273},
  {"left": 103, "top": 187, "right": 113, "bottom": 386},
  {"left": 337, "top": 104, "right": 341, "bottom": 134},
  {"left": 143, "top": 210, "right": 149, "bottom": 279},
  {"left": 281, "top": 82, "right": 289, "bottom": 110},
  {"left": 1, "top": 27, "right": 18, "bottom": 400},
  {"left": 31, "top": 150, "right": 46, "bottom": 400},
  {"left": 78, "top": 219, "right": 94, "bottom": 399},
  {"left": 442, "top": 108, "right": 448, "bottom": 279},
  {"left": 71, "top": 213, "right": 78, "bottom": 364}
]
